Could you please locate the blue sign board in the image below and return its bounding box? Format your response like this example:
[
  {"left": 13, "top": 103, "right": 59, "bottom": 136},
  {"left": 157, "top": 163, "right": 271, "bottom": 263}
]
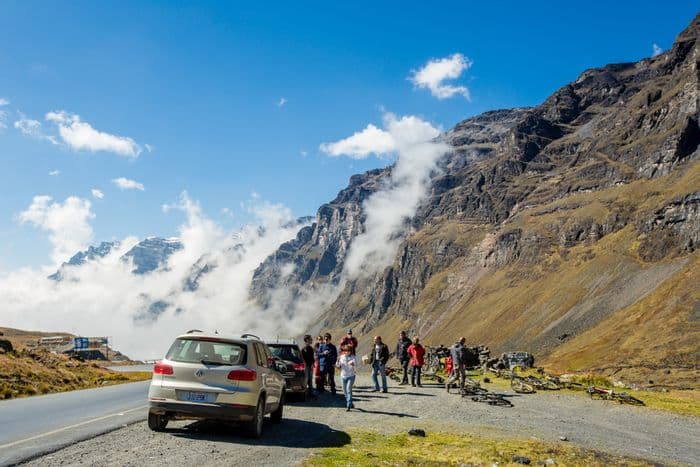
[{"left": 74, "top": 337, "right": 89, "bottom": 350}]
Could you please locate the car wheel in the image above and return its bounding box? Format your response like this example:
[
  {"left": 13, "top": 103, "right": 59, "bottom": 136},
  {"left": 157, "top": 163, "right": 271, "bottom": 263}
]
[
  {"left": 271, "top": 393, "right": 284, "bottom": 423},
  {"left": 147, "top": 409, "right": 168, "bottom": 431},
  {"left": 245, "top": 396, "right": 265, "bottom": 438}
]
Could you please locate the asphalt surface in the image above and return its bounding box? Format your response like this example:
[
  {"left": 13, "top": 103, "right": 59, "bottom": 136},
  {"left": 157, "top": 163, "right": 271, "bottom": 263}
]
[
  {"left": 105, "top": 364, "right": 154, "bottom": 373},
  {"left": 0, "top": 380, "right": 150, "bottom": 466},
  {"left": 16, "top": 375, "right": 700, "bottom": 466}
]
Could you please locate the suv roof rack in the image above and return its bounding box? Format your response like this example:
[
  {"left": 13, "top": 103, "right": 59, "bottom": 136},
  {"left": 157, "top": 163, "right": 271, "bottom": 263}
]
[{"left": 241, "top": 333, "right": 261, "bottom": 340}]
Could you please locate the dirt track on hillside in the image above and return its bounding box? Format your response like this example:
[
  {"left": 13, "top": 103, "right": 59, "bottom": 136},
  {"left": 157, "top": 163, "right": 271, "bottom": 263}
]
[{"left": 23, "top": 374, "right": 700, "bottom": 466}]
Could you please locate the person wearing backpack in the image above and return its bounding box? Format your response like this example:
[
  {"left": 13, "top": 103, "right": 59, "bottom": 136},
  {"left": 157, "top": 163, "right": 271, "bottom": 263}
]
[
  {"left": 407, "top": 337, "right": 426, "bottom": 387},
  {"left": 445, "top": 337, "right": 467, "bottom": 391},
  {"left": 395, "top": 330, "right": 412, "bottom": 385}
]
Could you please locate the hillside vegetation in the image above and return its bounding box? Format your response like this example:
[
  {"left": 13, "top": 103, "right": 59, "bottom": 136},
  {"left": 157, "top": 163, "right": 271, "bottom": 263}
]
[{"left": 0, "top": 327, "right": 150, "bottom": 399}]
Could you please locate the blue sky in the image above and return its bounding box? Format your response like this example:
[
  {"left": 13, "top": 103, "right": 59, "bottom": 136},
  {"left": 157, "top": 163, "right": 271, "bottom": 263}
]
[{"left": 0, "top": 1, "right": 696, "bottom": 270}]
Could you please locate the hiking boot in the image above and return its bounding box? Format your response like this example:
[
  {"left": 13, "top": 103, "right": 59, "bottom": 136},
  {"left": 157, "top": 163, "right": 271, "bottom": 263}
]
[
  {"left": 399, "top": 381, "right": 408, "bottom": 385},
  {"left": 370, "top": 388, "right": 379, "bottom": 392},
  {"left": 382, "top": 389, "right": 388, "bottom": 393}
]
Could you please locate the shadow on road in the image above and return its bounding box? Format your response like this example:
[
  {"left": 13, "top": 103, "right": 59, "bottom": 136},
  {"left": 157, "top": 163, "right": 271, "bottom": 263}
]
[
  {"left": 168, "top": 418, "right": 350, "bottom": 448},
  {"left": 352, "top": 407, "right": 418, "bottom": 418}
]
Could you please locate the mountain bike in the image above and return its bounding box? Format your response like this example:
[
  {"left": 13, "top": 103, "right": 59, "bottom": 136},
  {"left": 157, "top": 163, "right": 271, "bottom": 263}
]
[
  {"left": 471, "top": 392, "right": 513, "bottom": 407},
  {"left": 385, "top": 366, "right": 402, "bottom": 382},
  {"left": 587, "top": 386, "right": 644, "bottom": 405},
  {"left": 510, "top": 375, "right": 536, "bottom": 394}
]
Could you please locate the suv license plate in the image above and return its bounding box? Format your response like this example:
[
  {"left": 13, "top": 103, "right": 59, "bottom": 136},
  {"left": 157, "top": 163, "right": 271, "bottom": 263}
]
[{"left": 184, "top": 391, "right": 209, "bottom": 402}]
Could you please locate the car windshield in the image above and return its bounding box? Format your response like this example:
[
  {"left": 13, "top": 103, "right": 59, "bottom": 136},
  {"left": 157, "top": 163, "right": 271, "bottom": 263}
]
[
  {"left": 267, "top": 344, "right": 302, "bottom": 363},
  {"left": 165, "top": 338, "right": 246, "bottom": 365}
]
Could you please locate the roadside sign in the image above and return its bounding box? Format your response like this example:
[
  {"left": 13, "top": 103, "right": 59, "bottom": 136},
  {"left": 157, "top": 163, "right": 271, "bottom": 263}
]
[{"left": 74, "top": 337, "right": 89, "bottom": 350}]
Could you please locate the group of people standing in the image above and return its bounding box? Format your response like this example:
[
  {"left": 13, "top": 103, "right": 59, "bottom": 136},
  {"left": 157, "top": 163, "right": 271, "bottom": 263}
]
[
  {"left": 298, "top": 329, "right": 429, "bottom": 411},
  {"left": 394, "top": 330, "right": 426, "bottom": 387},
  {"left": 299, "top": 330, "right": 358, "bottom": 411}
]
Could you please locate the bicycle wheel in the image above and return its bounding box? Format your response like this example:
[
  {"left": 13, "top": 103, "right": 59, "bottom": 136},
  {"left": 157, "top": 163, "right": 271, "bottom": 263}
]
[
  {"left": 511, "top": 378, "right": 535, "bottom": 394},
  {"left": 542, "top": 379, "right": 560, "bottom": 390},
  {"left": 614, "top": 393, "right": 645, "bottom": 406}
]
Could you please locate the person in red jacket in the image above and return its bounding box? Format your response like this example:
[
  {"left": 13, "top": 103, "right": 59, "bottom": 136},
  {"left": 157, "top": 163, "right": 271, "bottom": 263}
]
[{"left": 407, "top": 337, "right": 426, "bottom": 387}]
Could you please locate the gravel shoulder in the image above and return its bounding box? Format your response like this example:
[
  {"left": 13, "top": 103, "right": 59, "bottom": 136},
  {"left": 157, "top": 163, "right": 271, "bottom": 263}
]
[{"left": 23, "top": 374, "right": 700, "bottom": 466}]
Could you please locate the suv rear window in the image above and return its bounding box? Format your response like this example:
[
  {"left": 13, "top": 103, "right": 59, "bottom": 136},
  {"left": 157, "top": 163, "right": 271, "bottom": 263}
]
[
  {"left": 267, "top": 344, "right": 302, "bottom": 363},
  {"left": 166, "top": 338, "right": 247, "bottom": 365}
]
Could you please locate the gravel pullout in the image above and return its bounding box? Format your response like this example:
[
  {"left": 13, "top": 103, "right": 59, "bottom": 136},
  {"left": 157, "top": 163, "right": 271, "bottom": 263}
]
[{"left": 23, "top": 374, "right": 700, "bottom": 466}]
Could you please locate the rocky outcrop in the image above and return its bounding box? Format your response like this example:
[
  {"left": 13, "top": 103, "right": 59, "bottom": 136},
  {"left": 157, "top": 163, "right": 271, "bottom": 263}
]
[{"left": 637, "top": 192, "right": 700, "bottom": 261}]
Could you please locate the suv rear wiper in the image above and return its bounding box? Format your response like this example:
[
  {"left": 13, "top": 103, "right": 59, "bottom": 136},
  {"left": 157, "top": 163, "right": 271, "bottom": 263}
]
[{"left": 200, "top": 359, "right": 224, "bottom": 366}]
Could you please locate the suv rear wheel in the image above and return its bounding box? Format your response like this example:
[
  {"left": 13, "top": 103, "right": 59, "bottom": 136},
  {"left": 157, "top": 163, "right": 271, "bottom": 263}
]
[
  {"left": 147, "top": 410, "right": 168, "bottom": 431},
  {"left": 245, "top": 396, "right": 265, "bottom": 438}
]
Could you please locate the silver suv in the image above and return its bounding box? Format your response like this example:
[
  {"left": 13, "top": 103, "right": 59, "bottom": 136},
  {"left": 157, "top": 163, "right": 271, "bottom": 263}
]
[{"left": 147, "top": 331, "right": 285, "bottom": 438}]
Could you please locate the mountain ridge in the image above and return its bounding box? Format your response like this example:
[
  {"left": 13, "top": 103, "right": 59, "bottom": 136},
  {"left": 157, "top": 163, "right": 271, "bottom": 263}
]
[{"left": 251, "top": 14, "right": 700, "bottom": 386}]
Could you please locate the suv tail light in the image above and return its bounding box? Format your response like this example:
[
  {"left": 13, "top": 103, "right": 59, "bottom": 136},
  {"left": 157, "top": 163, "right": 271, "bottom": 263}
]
[
  {"left": 292, "top": 363, "right": 305, "bottom": 371},
  {"left": 153, "top": 362, "right": 173, "bottom": 375},
  {"left": 228, "top": 368, "right": 257, "bottom": 381}
]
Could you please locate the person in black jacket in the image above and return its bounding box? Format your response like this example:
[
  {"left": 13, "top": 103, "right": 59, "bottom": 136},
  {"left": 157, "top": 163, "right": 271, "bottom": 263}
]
[
  {"left": 395, "top": 330, "right": 412, "bottom": 385},
  {"left": 300, "top": 334, "right": 316, "bottom": 396},
  {"left": 367, "top": 335, "right": 390, "bottom": 393}
]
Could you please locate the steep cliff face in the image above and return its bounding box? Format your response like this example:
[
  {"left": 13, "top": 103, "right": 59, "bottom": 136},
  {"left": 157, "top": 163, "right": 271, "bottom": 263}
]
[{"left": 252, "top": 15, "right": 700, "bottom": 386}]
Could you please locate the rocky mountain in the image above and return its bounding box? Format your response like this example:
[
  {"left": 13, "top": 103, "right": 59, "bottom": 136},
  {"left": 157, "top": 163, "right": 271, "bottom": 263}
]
[
  {"left": 121, "top": 237, "right": 183, "bottom": 274},
  {"left": 49, "top": 237, "right": 183, "bottom": 280},
  {"left": 252, "top": 15, "right": 700, "bottom": 387}
]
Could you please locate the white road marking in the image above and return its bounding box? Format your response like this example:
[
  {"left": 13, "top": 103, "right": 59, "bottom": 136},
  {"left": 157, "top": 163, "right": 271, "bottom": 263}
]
[{"left": 0, "top": 405, "right": 147, "bottom": 450}]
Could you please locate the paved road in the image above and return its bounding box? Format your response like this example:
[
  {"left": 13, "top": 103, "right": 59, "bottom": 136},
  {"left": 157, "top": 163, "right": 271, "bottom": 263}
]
[
  {"left": 0, "top": 381, "right": 150, "bottom": 466},
  {"left": 16, "top": 375, "right": 700, "bottom": 466},
  {"left": 106, "top": 364, "right": 154, "bottom": 373}
]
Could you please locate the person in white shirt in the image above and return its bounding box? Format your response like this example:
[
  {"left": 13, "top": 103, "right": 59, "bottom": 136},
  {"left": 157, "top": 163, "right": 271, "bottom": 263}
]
[{"left": 336, "top": 345, "right": 357, "bottom": 411}]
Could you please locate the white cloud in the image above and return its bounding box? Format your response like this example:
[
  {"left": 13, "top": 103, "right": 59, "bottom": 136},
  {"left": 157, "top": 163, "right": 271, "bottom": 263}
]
[
  {"left": 112, "top": 177, "right": 145, "bottom": 191},
  {"left": 14, "top": 115, "right": 59, "bottom": 144},
  {"left": 144, "top": 143, "right": 154, "bottom": 152},
  {"left": 342, "top": 114, "right": 447, "bottom": 278},
  {"left": 91, "top": 189, "right": 104, "bottom": 199},
  {"left": 277, "top": 97, "right": 287, "bottom": 107},
  {"left": 0, "top": 192, "right": 314, "bottom": 359},
  {"left": 18, "top": 195, "right": 95, "bottom": 266},
  {"left": 49, "top": 170, "right": 60, "bottom": 176},
  {"left": 652, "top": 43, "right": 663, "bottom": 57},
  {"left": 299, "top": 150, "right": 308, "bottom": 157},
  {"left": 320, "top": 123, "right": 396, "bottom": 159},
  {"left": 320, "top": 114, "right": 441, "bottom": 161},
  {"left": 46, "top": 111, "right": 142, "bottom": 158},
  {"left": 410, "top": 53, "right": 472, "bottom": 100},
  {"left": 0, "top": 98, "right": 9, "bottom": 129}
]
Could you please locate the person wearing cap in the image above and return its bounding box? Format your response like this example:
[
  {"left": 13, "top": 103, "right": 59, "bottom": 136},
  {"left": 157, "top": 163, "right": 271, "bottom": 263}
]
[{"left": 339, "top": 329, "right": 358, "bottom": 355}]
